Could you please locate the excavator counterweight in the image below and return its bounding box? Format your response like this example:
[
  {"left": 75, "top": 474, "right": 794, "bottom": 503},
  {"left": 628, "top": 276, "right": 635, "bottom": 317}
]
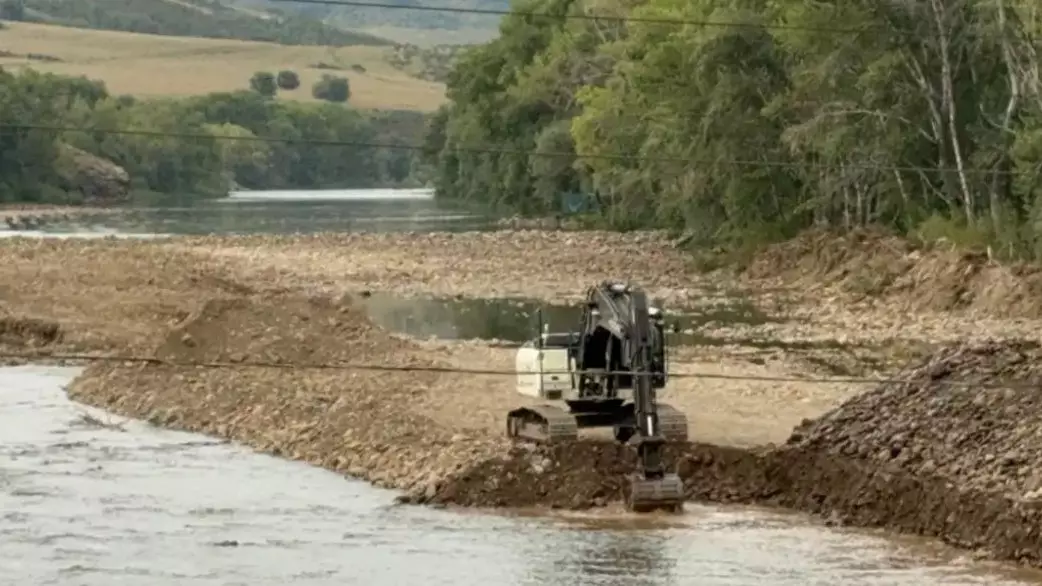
[{"left": 505, "top": 281, "right": 687, "bottom": 513}]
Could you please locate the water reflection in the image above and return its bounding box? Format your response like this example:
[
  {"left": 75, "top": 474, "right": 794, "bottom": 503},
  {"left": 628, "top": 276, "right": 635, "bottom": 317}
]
[
  {"left": 225, "top": 187, "right": 434, "bottom": 201},
  {"left": 561, "top": 532, "right": 674, "bottom": 586},
  {"left": 1, "top": 189, "right": 485, "bottom": 237},
  {"left": 359, "top": 292, "right": 775, "bottom": 346}
]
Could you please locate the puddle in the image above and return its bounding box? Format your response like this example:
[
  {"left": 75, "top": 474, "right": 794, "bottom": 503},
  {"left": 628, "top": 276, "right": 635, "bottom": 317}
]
[{"left": 359, "top": 293, "right": 779, "bottom": 346}]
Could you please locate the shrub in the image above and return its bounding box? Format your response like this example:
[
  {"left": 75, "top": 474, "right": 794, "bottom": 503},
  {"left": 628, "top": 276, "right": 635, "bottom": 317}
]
[
  {"left": 276, "top": 70, "right": 300, "bottom": 90},
  {"left": 311, "top": 74, "right": 350, "bottom": 103},
  {"left": 249, "top": 71, "right": 277, "bottom": 97}
]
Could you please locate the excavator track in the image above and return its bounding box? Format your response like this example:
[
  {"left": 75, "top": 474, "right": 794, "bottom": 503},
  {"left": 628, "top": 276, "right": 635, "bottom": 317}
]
[
  {"left": 626, "top": 472, "right": 685, "bottom": 513},
  {"left": 653, "top": 403, "right": 689, "bottom": 442},
  {"left": 615, "top": 404, "right": 690, "bottom": 444},
  {"left": 506, "top": 404, "right": 579, "bottom": 443}
]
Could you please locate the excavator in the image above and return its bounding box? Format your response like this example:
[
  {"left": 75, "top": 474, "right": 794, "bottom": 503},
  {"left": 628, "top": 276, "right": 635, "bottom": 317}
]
[{"left": 506, "top": 281, "right": 688, "bottom": 513}]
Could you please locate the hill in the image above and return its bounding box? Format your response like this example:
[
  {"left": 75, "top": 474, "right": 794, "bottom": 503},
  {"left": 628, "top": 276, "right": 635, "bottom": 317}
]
[
  {"left": 0, "top": 22, "right": 446, "bottom": 111},
  {"left": 13, "top": 0, "right": 393, "bottom": 46},
  {"left": 231, "top": 0, "right": 510, "bottom": 41}
]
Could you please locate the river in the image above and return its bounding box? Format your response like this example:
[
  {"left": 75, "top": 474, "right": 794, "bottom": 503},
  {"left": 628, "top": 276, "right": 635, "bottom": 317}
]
[
  {"left": 0, "top": 188, "right": 492, "bottom": 237},
  {"left": 3, "top": 366, "right": 1037, "bottom": 585},
  {"left": 1, "top": 189, "right": 1040, "bottom": 584}
]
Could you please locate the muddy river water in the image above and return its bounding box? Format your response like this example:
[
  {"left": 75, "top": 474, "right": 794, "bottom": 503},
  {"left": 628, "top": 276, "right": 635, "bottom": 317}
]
[{"left": 3, "top": 366, "right": 1039, "bottom": 585}]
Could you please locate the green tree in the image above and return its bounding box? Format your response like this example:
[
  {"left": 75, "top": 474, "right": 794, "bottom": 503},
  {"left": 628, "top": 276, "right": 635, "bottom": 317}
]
[
  {"left": 0, "top": 68, "right": 429, "bottom": 204},
  {"left": 276, "top": 70, "right": 300, "bottom": 90},
  {"left": 249, "top": 71, "right": 278, "bottom": 98},
  {"left": 425, "top": 0, "right": 1042, "bottom": 259},
  {"left": 311, "top": 74, "right": 350, "bottom": 103}
]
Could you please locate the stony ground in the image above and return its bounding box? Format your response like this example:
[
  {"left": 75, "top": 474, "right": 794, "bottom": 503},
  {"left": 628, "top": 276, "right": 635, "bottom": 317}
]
[
  {"left": 786, "top": 341, "right": 1042, "bottom": 501},
  {"left": 68, "top": 294, "right": 511, "bottom": 497},
  {"left": 7, "top": 230, "right": 1042, "bottom": 566}
]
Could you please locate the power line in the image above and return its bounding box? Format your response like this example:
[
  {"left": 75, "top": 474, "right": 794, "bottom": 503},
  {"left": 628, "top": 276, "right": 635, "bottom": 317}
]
[
  {"left": 3, "top": 122, "right": 1038, "bottom": 177},
  {"left": 7, "top": 350, "right": 1042, "bottom": 391},
  {"left": 267, "top": 0, "right": 873, "bottom": 34}
]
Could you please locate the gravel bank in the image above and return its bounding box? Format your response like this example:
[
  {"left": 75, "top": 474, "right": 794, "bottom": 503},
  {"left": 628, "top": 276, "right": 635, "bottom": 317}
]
[{"left": 67, "top": 294, "right": 511, "bottom": 496}]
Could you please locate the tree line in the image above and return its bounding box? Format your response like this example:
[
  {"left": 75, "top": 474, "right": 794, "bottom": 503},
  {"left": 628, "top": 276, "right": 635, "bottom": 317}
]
[
  {"left": 424, "top": 0, "right": 1042, "bottom": 259},
  {"left": 249, "top": 70, "right": 351, "bottom": 103},
  {"left": 0, "top": 68, "right": 427, "bottom": 204},
  {"left": 6, "top": 0, "right": 392, "bottom": 47}
]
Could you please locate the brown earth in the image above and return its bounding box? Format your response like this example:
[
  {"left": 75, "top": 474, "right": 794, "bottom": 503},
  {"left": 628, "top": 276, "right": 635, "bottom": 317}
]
[
  {"left": 744, "top": 228, "right": 1042, "bottom": 319},
  {"left": 424, "top": 440, "right": 1042, "bottom": 564}
]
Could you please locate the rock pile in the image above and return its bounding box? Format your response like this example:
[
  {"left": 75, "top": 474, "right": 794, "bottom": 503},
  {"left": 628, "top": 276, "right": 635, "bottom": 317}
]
[
  {"left": 68, "top": 293, "right": 510, "bottom": 496},
  {"left": 785, "top": 340, "right": 1042, "bottom": 501}
]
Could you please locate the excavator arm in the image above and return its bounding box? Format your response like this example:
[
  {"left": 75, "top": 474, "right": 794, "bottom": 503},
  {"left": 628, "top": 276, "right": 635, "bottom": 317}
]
[{"left": 576, "top": 282, "right": 685, "bottom": 512}]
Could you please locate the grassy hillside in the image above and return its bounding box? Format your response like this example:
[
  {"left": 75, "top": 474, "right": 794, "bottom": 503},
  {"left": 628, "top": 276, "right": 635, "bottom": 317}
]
[
  {"left": 232, "top": 0, "right": 510, "bottom": 37},
  {"left": 16, "top": 0, "right": 393, "bottom": 46},
  {"left": 0, "top": 22, "right": 446, "bottom": 111}
]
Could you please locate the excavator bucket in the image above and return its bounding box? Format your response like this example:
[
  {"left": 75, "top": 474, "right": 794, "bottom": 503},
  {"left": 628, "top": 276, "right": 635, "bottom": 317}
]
[{"left": 625, "top": 472, "right": 685, "bottom": 514}]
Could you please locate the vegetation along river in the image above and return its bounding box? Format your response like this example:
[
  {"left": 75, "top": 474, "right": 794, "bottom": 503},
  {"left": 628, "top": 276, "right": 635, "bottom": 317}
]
[{"left": 1, "top": 189, "right": 1039, "bottom": 584}]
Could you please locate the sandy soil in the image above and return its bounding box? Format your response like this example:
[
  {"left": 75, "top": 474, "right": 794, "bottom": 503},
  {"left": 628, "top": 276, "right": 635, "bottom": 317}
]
[{"left": 413, "top": 339, "right": 854, "bottom": 448}]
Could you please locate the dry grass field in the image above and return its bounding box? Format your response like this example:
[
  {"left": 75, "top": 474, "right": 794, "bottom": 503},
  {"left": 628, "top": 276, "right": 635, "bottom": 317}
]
[{"left": 0, "top": 22, "right": 447, "bottom": 111}]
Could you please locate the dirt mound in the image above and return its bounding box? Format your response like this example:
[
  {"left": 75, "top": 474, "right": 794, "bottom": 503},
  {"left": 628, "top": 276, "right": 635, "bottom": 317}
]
[
  {"left": 744, "top": 229, "right": 1042, "bottom": 318},
  {"left": 786, "top": 341, "right": 1042, "bottom": 499},
  {"left": 418, "top": 441, "right": 771, "bottom": 510},
  {"left": 420, "top": 426, "right": 1042, "bottom": 566},
  {"left": 153, "top": 294, "right": 416, "bottom": 365},
  {"left": 69, "top": 293, "right": 510, "bottom": 495}
]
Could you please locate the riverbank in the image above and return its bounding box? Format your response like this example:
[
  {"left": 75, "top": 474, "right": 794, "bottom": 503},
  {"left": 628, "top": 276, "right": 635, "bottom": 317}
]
[
  {"left": 4, "top": 230, "right": 1041, "bottom": 351},
  {"left": 0, "top": 204, "right": 120, "bottom": 230},
  {"left": 9, "top": 367, "right": 1028, "bottom": 586},
  {"left": 5, "top": 230, "right": 1042, "bottom": 567}
]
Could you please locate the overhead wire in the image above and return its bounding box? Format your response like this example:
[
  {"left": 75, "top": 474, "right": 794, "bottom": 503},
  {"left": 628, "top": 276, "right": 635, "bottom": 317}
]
[
  {"left": 2, "top": 122, "right": 1038, "bottom": 177},
  {"left": 6, "top": 350, "right": 1041, "bottom": 391}
]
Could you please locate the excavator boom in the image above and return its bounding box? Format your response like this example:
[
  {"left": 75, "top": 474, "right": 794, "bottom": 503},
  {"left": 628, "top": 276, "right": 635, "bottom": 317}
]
[{"left": 577, "top": 282, "right": 685, "bottom": 513}]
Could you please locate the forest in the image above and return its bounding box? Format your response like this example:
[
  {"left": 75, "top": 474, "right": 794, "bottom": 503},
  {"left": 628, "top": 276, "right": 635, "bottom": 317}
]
[
  {"left": 0, "top": 69, "right": 425, "bottom": 204},
  {"left": 425, "top": 0, "right": 1042, "bottom": 259}
]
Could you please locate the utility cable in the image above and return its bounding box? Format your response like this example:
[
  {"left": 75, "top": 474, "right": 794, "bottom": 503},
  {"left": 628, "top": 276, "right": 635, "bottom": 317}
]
[
  {"left": 6, "top": 350, "right": 1042, "bottom": 391},
  {"left": 2, "top": 122, "right": 1038, "bottom": 177}
]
